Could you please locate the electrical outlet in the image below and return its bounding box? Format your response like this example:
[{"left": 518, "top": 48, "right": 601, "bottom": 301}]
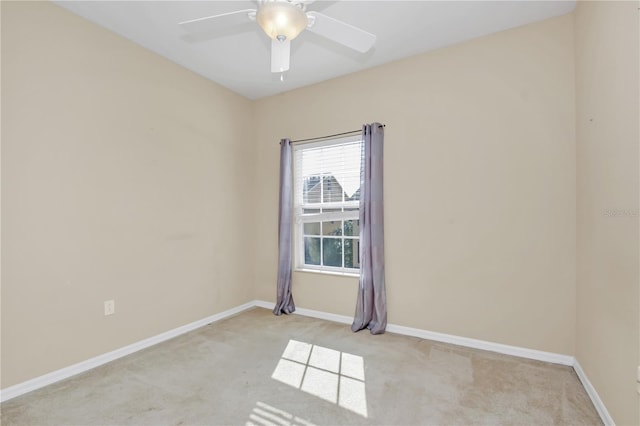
[{"left": 104, "top": 300, "right": 115, "bottom": 316}]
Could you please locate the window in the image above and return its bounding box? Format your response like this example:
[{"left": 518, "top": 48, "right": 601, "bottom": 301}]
[{"left": 293, "top": 135, "right": 362, "bottom": 273}]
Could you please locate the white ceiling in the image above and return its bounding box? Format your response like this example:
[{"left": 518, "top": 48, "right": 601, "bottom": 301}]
[{"left": 53, "top": 1, "right": 576, "bottom": 100}]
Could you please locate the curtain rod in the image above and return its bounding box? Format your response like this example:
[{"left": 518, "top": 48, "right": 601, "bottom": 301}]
[{"left": 285, "top": 124, "right": 386, "bottom": 145}]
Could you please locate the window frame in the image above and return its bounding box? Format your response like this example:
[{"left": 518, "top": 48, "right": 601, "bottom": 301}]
[{"left": 292, "top": 135, "right": 362, "bottom": 275}]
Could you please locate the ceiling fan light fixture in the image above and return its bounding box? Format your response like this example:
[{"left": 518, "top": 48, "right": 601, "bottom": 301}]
[{"left": 256, "top": 1, "right": 308, "bottom": 42}]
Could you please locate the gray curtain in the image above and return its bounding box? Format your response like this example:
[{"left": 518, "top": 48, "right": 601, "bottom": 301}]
[
  {"left": 352, "top": 123, "right": 387, "bottom": 334},
  {"left": 273, "top": 139, "right": 296, "bottom": 315}
]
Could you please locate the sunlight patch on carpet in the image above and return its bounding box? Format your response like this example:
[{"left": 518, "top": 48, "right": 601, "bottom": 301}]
[
  {"left": 247, "top": 401, "right": 316, "bottom": 426},
  {"left": 271, "top": 340, "right": 368, "bottom": 417}
]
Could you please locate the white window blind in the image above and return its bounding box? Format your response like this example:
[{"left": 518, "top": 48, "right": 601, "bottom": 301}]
[{"left": 293, "top": 135, "right": 363, "bottom": 273}]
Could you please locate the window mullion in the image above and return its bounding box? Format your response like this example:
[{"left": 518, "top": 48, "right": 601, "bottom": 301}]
[{"left": 341, "top": 221, "right": 345, "bottom": 269}]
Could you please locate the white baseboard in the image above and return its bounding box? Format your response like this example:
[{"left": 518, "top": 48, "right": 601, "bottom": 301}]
[
  {"left": 253, "top": 300, "right": 275, "bottom": 311},
  {"left": 255, "top": 300, "right": 354, "bottom": 326},
  {"left": 0, "top": 301, "right": 256, "bottom": 403},
  {"left": 385, "top": 323, "right": 575, "bottom": 366},
  {"left": 257, "top": 300, "right": 573, "bottom": 366},
  {"left": 573, "top": 360, "right": 615, "bottom": 425},
  {"left": 1, "top": 299, "right": 612, "bottom": 426}
]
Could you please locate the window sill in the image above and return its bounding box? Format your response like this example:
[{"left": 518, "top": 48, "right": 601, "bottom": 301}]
[{"left": 294, "top": 268, "right": 360, "bottom": 279}]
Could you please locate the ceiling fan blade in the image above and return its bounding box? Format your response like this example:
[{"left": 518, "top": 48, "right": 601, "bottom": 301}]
[
  {"left": 271, "top": 39, "right": 291, "bottom": 73},
  {"left": 179, "top": 9, "right": 256, "bottom": 33},
  {"left": 306, "top": 11, "right": 376, "bottom": 53}
]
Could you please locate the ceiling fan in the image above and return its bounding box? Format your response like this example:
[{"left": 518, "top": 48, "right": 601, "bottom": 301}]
[{"left": 179, "top": 0, "right": 377, "bottom": 73}]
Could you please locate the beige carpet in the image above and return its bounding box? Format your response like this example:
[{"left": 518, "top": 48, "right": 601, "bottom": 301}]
[{"left": 1, "top": 307, "right": 602, "bottom": 425}]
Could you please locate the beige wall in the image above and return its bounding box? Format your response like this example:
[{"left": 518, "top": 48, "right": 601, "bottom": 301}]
[
  {"left": 574, "top": 1, "right": 640, "bottom": 424},
  {"left": 4, "top": 4, "right": 638, "bottom": 423},
  {"left": 254, "top": 14, "right": 577, "bottom": 355},
  {"left": 1, "top": 1, "right": 255, "bottom": 388}
]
